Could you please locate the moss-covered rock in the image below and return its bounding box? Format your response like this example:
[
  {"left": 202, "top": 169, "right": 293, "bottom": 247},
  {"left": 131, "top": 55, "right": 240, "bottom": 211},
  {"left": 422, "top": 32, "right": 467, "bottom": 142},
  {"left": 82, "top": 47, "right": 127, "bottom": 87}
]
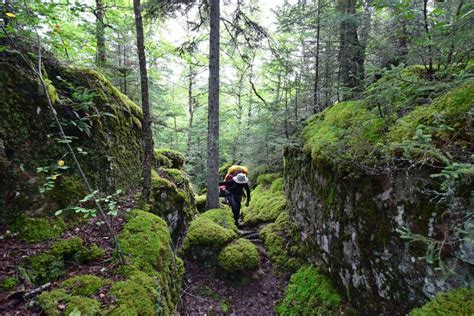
[
  {"left": 277, "top": 266, "right": 341, "bottom": 316},
  {"left": 256, "top": 173, "right": 281, "bottom": 187},
  {"left": 182, "top": 208, "right": 237, "bottom": 262},
  {"left": 37, "top": 288, "right": 101, "bottom": 316},
  {"left": 195, "top": 194, "right": 207, "bottom": 213},
  {"left": 218, "top": 239, "right": 260, "bottom": 275},
  {"left": 22, "top": 237, "right": 104, "bottom": 285},
  {"left": 260, "top": 212, "right": 305, "bottom": 273},
  {"left": 153, "top": 148, "right": 173, "bottom": 169},
  {"left": 242, "top": 176, "right": 285, "bottom": 225},
  {"left": 408, "top": 288, "right": 474, "bottom": 316},
  {"left": 0, "top": 44, "right": 143, "bottom": 223},
  {"left": 149, "top": 167, "right": 198, "bottom": 240},
  {"left": 154, "top": 148, "right": 186, "bottom": 169},
  {"left": 10, "top": 215, "right": 63, "bottom": 243},
  {"left": 117, "top": 210, "right": 183, "bottom": 313},
  {"left": 61, "top": 274, "right": 110, "bottom": 296}
]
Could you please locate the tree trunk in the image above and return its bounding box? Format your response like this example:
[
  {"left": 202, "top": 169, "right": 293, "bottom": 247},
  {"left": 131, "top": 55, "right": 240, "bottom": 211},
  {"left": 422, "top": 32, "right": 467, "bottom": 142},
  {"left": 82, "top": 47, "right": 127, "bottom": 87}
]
[
  {"left": 337, "top": 0, "right": 364, "bottom": 100},
  {"left": 133, "top": 0, "right": 152, "bottom": 203},
  {"left": 186, "top": 64, "right": 195, "bottom": 155},
  {"left": 95, "top": 0, "right": 106, "bottom": 67},
  {"left": 206, "top": 0, "right": 220, "bottom": 210},
  {"left": 422, "top": 0, "right": 434, "bottom": 79},
  {"left": 313, "top": 0, "right": 321, "bottom": 113}
]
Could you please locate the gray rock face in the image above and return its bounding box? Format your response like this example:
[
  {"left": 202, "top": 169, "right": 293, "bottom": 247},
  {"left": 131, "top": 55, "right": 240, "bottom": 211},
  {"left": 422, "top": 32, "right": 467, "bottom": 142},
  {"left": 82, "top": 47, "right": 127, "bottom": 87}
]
[{"left": 284, "top": 146, "right": 473, "bottom": 315}]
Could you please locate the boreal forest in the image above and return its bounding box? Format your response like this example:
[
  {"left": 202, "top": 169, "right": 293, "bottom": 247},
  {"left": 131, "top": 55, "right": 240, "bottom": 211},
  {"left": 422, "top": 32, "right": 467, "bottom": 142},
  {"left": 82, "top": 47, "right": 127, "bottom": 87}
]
[{"left": 0, "top": 0, "right": 473, "bottom": 315}]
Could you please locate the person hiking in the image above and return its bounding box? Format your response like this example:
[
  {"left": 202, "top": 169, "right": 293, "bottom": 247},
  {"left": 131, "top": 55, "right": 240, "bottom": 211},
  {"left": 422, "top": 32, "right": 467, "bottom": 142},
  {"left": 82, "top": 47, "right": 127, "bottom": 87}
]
[{"left": 219, "top": 172, "right": 251, "bottom": 227}]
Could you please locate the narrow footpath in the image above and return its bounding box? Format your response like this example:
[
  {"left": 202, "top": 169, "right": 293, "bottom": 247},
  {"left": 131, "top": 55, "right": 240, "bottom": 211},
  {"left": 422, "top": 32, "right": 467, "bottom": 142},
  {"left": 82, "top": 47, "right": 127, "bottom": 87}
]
[{"left": 180, "top": 225, "right": 290, "bottom": 315}]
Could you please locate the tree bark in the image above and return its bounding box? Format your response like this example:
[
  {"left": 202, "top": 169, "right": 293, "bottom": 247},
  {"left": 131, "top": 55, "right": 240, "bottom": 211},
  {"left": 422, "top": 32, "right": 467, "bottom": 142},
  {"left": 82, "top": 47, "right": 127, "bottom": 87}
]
[
  {"left": 206, "top": 0, "right": 220, "bottom": 210},
  {"left": 186, "top": 64, "right": 195, "bottom": 155},
  {"left": 313, "top": 0, "right": 321, "bottom": 112},
  {"left": 95, "top": 0, "right": 106, "bottom": 67},
  {"left": 133, "top": 0, "right": 152, "bottom": 203},
  {"left": 337, "top": 0, "right": 364, "bottom": 100}
]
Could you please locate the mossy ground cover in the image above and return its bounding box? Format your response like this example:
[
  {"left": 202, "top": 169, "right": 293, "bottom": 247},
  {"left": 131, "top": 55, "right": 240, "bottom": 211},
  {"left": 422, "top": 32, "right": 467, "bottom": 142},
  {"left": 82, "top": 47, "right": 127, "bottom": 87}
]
[
  {"left": 408, "top": 288, "right": 474, "bottom": 316},
  {"left": 277, "top": 266, "right": 341, "bottom": 316},
  {"left": 301, "top": 79, "right": 474, "bottom": 170},
  {"left": 10, "top": 215, "right": 64, "bottom": 243},
  {"left": 242, "top": 176, "right": 286, "bottom": 225}
]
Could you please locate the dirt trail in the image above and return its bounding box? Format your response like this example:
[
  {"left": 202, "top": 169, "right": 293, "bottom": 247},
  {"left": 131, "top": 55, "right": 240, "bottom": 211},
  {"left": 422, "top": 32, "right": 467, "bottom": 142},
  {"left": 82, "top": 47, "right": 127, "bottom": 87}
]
[{"left": 179, "top": 226, "right": 289, "bottom": 315}]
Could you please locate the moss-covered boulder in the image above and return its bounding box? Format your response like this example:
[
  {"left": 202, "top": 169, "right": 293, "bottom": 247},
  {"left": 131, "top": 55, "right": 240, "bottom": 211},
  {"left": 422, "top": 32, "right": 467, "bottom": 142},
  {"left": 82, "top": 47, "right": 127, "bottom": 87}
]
[
  {"left": 408, "top": 288, "right": 474, "bottom": 316},
  {"left": 38, "top": 288, "right": 101, "bottom": 316},
  {"left": 21, "top": 237, "right": 104, "bottom": 285},
  {"left": 218, "top": 239, "right": 260, "bottom": 275},
  {"left": 195, "top": 194, "right": 207, "bottom": 213},
  {"left": 242, "top": 176, "right": 285, "bottom": 225},
  {"left": 117, "top": 210, "right": 184, "bottom": 313},
  {"left": 277, "top": 266, "right": 341, "bottom": 316},
  {"left": 149, "top": 168, "right": 198, "bottom": 240},
  {"left": 260, "top": 212, "right": 305, "bottom": 273},
  {"left": 0, "top": 43, "right": 143, "bottom": 223},
  {"left": 182, "top": 208, "right": 237, "bottom": 263},
  {"left": 61, "top": 274, "right": 110, "bottom": 296},
  {"left": 10, "top": 215, "right": 63, "bottom": 243},
  {"left": 154, "top": 148, "right": 186, "bottom": 169}
]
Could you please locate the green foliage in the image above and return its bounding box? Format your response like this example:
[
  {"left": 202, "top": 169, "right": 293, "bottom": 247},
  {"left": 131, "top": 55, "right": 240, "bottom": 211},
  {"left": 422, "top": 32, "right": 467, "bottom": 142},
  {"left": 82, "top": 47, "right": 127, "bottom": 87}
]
[
  {"left": 408, "top": 288, "right": 474, "bottom": 316},
  {"left": 61, "top": 274, "right": 110, "bottom": 296},
  {"left": 182, "top": 208, "right": 238, "bottom": 261},
  {"left": 218, "top": 239, "right": 260, "bottom": 274},
  {"left": 277, "top": 266, "right": 341, "bottom": 316},
  {"left": 10, "top": 215, "right": 63, "bottom": 243},
  {"left": 260, "top": 212, "right": 305, "bottom": 273},
  {"left": 0, "top": 276, "right": 18, "bottom": 290},
  {"left": 243, "top": 176, "right": 286, "bottom": 225}
]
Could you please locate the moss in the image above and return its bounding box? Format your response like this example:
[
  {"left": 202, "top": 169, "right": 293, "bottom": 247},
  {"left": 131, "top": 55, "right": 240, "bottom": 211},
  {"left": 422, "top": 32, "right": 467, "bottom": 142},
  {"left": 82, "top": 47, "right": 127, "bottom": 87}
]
[
  {"left": 218, "top": 239, "right": 260, "bottom": 274},
  {"left": 38, "top": 288, "right": 101, "bottom": 316},
  {"left": 182, "top": 208, "right": 238, "bottom": 261},
  {"left": 22, "top": 237, "right": 104, "bottom": 285},
  {"left": 195, "top": 194, "right": 207, "bottom": 212},
  {"left": 242, "top": 176, "right": 286, "bottom": 225},
  {"left": 277, "top": 266, "right": 341, "bottom": 316},
  {"left": 154, "top": 148, "right": 186, "bottom": 169},
  {"left": 162, "top": 168, "right": 187, "bottom": 184},
  {"left": 117, "top": 209, "right": 183, "bottom": 313},
  {"left": 408, "top": 288, "right": 474, "bottom": 316},
  {"left": 38, "top": 289, "right": 70, "bottom": 316},
  {"left": 61, "top": 274, "right": 110, "bottom": 296},
  {"left": 64, "top": 296, "right": 101, "bottom": 315},
  {"left": 118, "top": 209, "right": 172, "bottom": 273},
  {"left": 256, "top": 173, "right": 281, "bottom": 187},
  {"left": 388, "top": 81, "right": 474, "bottom": 143},
  {"left": 0, "top": 276, "right": 18, "bottom": 290},
  {"left": 47, "top": 175, "right": 88, "bottom": 209},
  {"left": 302, "top": 101, "right": 385, "bottom": 170},
  {"left": 153, "top": 148, "right": 173, "bottom": 169},
  {"left": 260, "top": 212, "right": 305, "bottom": 273},
  {"left": 10, "top": 215, "right": 63, "bottom": 243}
]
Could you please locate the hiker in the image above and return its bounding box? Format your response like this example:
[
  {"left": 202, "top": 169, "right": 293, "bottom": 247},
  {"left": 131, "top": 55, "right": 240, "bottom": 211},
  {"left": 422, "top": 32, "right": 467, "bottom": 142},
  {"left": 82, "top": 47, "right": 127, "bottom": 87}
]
[
  {"left": 219, "top": 165, "right": 248, "bottom": 196},
  {"left": 219, "top": 172, "right": 251, "bottom": 227}
]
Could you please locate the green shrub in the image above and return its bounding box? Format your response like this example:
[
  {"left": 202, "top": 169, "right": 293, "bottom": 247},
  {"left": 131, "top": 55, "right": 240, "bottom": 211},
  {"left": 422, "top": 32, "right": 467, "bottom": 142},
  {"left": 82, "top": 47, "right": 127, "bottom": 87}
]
[
  {"left": 277, "top": 266, "right": 341, "bottom": 316},
  {"left": 408, "top": 288, "right": 474, "bottom": 316}
]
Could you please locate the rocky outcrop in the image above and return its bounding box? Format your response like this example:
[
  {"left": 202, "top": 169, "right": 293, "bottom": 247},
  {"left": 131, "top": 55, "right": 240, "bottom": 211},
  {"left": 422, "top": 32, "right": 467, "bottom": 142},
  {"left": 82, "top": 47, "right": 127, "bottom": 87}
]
[
  {"left": 0, "top": 45, "right": 144, "bottom": 222},
  {"left": 284, "top": 80, "right": 473, "bottom": 314}
]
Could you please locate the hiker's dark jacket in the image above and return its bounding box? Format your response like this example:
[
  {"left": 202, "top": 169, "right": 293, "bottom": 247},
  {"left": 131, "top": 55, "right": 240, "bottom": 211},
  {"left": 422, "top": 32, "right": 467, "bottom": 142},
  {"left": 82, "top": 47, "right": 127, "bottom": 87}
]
[{"left": 219, "top": 180, "right": 251, "bottom": 201}]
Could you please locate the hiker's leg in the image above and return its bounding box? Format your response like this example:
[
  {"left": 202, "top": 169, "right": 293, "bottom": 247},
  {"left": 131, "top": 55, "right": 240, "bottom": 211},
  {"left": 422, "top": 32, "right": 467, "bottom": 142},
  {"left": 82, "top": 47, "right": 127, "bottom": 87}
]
[
  {"left": 234, "top": 196, "right": 242, "bottom": 225},
  {"left": 228, "top": 195, "right": 239, "bottom": 225}
]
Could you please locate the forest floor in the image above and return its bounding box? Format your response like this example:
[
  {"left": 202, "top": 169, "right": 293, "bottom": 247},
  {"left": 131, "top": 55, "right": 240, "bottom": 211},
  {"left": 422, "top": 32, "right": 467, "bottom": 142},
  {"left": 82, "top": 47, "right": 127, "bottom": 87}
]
[{"left": 179, "top": 224, "right": 290, "bottom": 316}]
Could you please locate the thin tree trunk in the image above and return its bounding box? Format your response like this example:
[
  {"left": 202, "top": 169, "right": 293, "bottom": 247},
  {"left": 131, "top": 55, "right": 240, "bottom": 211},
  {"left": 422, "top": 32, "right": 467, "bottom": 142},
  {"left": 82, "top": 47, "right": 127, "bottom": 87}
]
[
  {"left": 313, "top": 0, "right": 321, "bottom": 113},
  {"left": 133, "top": 0, "right": 152, "bottom": 203},
  {"left": 96, "top": 0, "right": 106, "bottom": 67},
  {"left": 422, "top": 0, "right": 433, "bottom": 79},
  {"left": 206, "top": 0, "right": 220, "bottom": 210},
  {"left": 186, "top": 65, "right": 195, "bottom": 155}
]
